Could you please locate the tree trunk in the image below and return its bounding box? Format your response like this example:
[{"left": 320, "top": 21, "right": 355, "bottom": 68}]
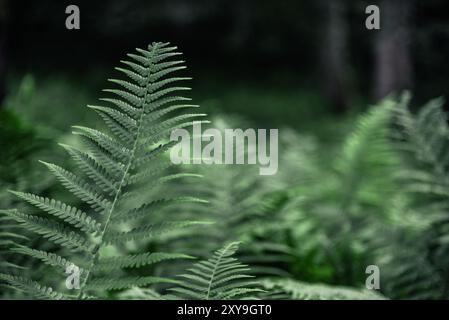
[
  {"left": 374, "top": 0, "right": 413, "bottom": 100},
  {"left": 321, "top": 0, "right": 348, "bottom": 113}
]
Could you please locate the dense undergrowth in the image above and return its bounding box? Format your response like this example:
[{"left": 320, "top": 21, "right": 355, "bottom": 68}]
[{"left": 1, "top": 42, "right": 449, "bottom": 300}]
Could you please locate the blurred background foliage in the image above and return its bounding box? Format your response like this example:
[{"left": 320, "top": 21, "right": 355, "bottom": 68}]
[{"left": 1, "top": 0, "right": 449, "bottom": 299}]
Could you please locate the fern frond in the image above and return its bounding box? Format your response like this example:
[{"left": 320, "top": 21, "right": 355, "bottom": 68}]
[
  {"left": 112, "top": 197, "right": 208, "bottom": 222},
  {"left": 285, "top": 98, "right": 401, "bottom": 285},
  {"left": 39, "top": 161, "right": 112, "bottom": 212},
  {"left": 145, "top": 96, "right": 192, "bottom": 113},
  {"left": 150, "top": 115, "right": 294, "bottom": 278},
  {"left": 102, "top": 89, "right": 143, "bottom": 108},
  {"left": 71, "top": 126, "right": 131, "bottom": 162},
  {"left": 85, "top": 276, "right": 176, "bottom": 291},
  {"left": 261, "top": 279, "right": 385, "bottom": 300},
  {"left": 3, "top": 209, "right": 92, "bottom": 253},
  {"left": 108, "top": 79, "right": 146, "bottom": 97},
  {"left": 143, "top": 104, "right": 199, "bottom": 125},
  {"left": 87, "top": 106, "right": 136, "bottom": 144},
  {"left": 99, "top": 97, "right": 140, "bottom": 119},
  {"left": 9, "top": 191, "right": 101, "bottom": 234},
  {"left": 92, "top": 252, "right": 193, "bottom": 272},
  {"left": 126, "top": 157, "right": 175, "bottom": 185},
  {"left": 139, "top": 115, "right": 208, "bottom": 145},
  {"left": 59, "top": 144, "right": 119, "bottom": 194},
  {"left": 11, "top": 245, "right": 82, "bottom": 273},
  {"left": 392, "top": 95, "right": 449, "bottom": 206},
  {"left": 168, "top": 242, "right": 262, "bottom": 300},
  {"left": 103, "top": 221, "right": 211, "bottom": 245},
  {"left": 2, "top": 42, "right": 208, "bottom": 299},
  {"left": 0, "top": 274, "right": 68, "bottom": 300},
  {"left": 376, "top": 94, "right": 449, "bottom": 299},
  {"left": 80, "top": 137, "right": 126, "bottom": 177}
]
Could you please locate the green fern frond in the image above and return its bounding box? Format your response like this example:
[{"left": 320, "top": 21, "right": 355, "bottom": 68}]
[
  {"left": 111, "top": 197, "right": 208, "bottom": 222},
  {"left": 2, "top": 209, "right": 92, "bottom": 253},
  {"left": 392, "top": 95, "right": 449, "bottom": 207},
  {"left": 103, "top": 221, "right": 211, "bottom": 245},
  {"left": 11, "top": 245, "right": 81, "bottom": 274},
  {"left": 168, "top": 242, "right": 262, "bottom": 300},
  {"left": 0, "top": 212, "right": 30, "bottom": 281},
  {"left": 84, "top": 276, "right": 177, "bottom": 291},
  {"left": 285, "top": 98, "right": 401, "bottom": 285},
  {"left": 59, "top": 143, "right": 119, "bottom": 194},
  {"left": 92, "top": 252, "right": 194, "bottom": 272},
  {"left": 39, "top": 161, "right": 112, "bottom": 212},
  {"left": 336, "top": 98, "right": 398, "bottom": 212},
  {"left": 0, "top": 274, "right": 68, "bottom": 300},
  {"left": 0, "top": 42, "right": 208, "bottom": 299},
  {"left": 149, "top": 115, "right": 294, "bottom": 278},
  {"left": 8, "top": 191, "right": 101, "bottom": 234},
  {"left": 374, "top": 94, "right": 449, "bottom": 299}
]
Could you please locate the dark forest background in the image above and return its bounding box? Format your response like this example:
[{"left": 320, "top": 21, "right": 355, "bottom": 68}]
[{"left": 1, "top": 0, "right": 449, "bottom": 125}]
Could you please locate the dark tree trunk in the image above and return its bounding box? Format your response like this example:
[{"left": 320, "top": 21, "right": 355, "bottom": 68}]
[
  {"left": 374, "top": 0, "right": 413, "bottom": 100},
  {"left": 321, "top": 0, "right": 348, "bottom": 114}
]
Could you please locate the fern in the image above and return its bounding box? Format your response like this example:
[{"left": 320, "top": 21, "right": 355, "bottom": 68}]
[
  {"left": 0, "top": 42, "right": 208, "bottom": 299},
  {"left": 284, "top": 94, "right": 449, "bottom": 299},
  {"left": 260, "top": 279, "right": 385, "bottom": 300},
  {"left": 288, "top": 98, "right": 399, "bottom": 285},
  {"left": 150, "top": 115, "right": 294, "bottom": 278},
  {"left": 118, "top": 287, "right": 163, "bottom": 300},
  {"left": 167, "top": 242, "right": 262, "bottom": 300},
  {"left": 375, "top": 94, "right": 449, "bottom": 299},
  {"left": 0, "top": 212, "right": 28, "bottom": 271},
  {"left": 392, "top": 94, "right": 449, "bottom": 214}
]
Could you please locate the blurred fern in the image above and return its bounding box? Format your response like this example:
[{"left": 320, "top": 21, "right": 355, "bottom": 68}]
[
  {"left": 375, "top": 94, "right": 449, "bottom": 299},
  {"left": 152, "top": 115, "right": 295, "bottom": 278},
  {"left": 261, "top": 278, "right": 385, "bottom": 300},
  {"left": 289, "top": 98, "right": 399, "bottom": 285}
]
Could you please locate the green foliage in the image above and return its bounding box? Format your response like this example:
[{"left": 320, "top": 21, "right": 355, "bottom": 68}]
[
  {"left": 373, "top": 95, "right": 449, "bottom": 299},
  {"left": 117, "top": 242, "right": 263, "bottom": 300},
  {"left": 261, "top": 278, "right": 385, "bottom": 300},
  {"left": 168, "top": 242, "right": 262, "bottom": 300},
  {"left": 392, "top": 95, "right": 449, "bottom": 214},
  {"left": 150, "top": 115, "right": 294, "bottom": 278},
  {"left": 0, "top": 109, "right": 54, "bottom": 206},
  {"left": 0, "top": 212, "right": 28, "bottom": 272},
  {"left": 3, "top": 42, "right": 449, "bottom": 301},
  {"left": 284, "top": 99, "right": 399, "bottom": 285},
  {"left": 0, "top": 42, "right": 208, "bottom": 299},
  {"left": 0, "top": 108, "right": 57, "bottom": 298},
  {"left": 280, "top": 94, "right": 449, "bottom": 299}
]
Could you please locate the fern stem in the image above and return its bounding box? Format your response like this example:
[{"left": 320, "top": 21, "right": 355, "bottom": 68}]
[{"left": 77, "top": 43, "right": 160, "bottom": 298}]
